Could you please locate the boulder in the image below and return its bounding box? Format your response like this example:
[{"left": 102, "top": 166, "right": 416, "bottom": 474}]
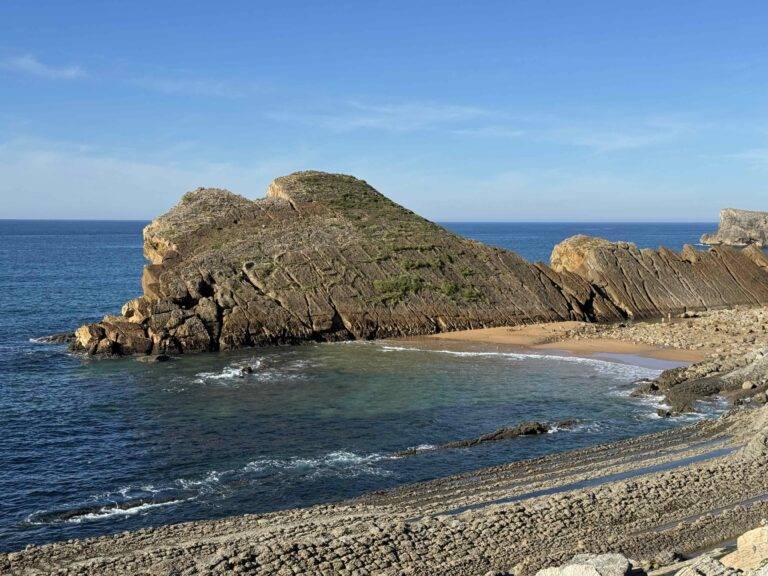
[
  {"left": 536, "top": 553, "right": 631, "bottom": 576},
  {"left": 721, "top": 525, "right": 768, "bottom": 571},
  {"left": 674, "top": 554, "right": 740, "bottom": 576}
]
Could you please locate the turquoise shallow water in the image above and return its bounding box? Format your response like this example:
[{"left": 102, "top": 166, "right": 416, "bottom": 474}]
[{"left": 0, "top": 221, "right": 719, "bottom": 551}]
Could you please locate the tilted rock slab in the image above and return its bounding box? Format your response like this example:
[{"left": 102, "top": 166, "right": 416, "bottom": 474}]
[
  {"left": 702, "top": 208, "right": 768, "bottom": 247},
  {"left": 71, "top": 172, "right": 768, "bottom": 356},
  {"left": 551, "top": 235, "right": 768, "bottom": 320}
]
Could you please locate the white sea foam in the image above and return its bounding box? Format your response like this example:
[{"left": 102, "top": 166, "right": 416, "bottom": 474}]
[
  {"left": 193, "top": 359, "right": 269, "bottom": 384},
  {"left": 378, "top": 344, "right": 661, "bottom": 381},
  {"left": 167, "top": 450, "right": 395, "bottom": 497},
  {"left": 192, "top": 358, "right": 322, "bottom": 385},
  {"left": 243, "top": 450, "right": 394, "bottom": 478},
  {"left": 64, "top": 499, "right": 184, "bottom": 524}
]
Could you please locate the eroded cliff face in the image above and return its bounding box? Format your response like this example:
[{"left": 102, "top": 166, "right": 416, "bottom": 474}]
[
  {"left": 550, "top": 234, "right": 768, "bottom": 319},
  {"left": 71, "top": 173, "right": 768, "bottom": 356},
  {"left": 72, "top": 172, "right": 620, "bottom": 355},
  {"left": 701, "top": 208, "right": 768, "bottom": 247}
]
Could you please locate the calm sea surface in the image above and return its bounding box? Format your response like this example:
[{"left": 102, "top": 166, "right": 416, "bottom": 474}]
[{"left": 0, "top": 221, "right": 718, "bottom": 551}]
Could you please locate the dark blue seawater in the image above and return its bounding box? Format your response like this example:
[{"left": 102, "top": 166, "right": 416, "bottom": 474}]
[
  {"left": 0, "top": 220, "right": 718, "bottom": 552},
  {"left": 443, "top": 222, "right": 715, "bottom": 263}
]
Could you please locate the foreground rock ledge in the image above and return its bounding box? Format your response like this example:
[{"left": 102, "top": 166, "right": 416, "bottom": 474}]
[
  {"left": 71, "top": 171, "right": 768, "bottom": 356},
  {"left": 6, "top": 405, "right": 768, "bottom": 575}
]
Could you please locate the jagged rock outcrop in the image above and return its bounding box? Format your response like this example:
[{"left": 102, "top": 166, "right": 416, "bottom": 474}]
[
  {"left": 71, "top": 172, "right": 768, "bottom": 356},
  {"left": 394, "top": 420, "right": 578, "bottom": 457},
  {"left": 551, "top": 235, "right": 768, "bottom": 319},
  {"left": 702, "top": 208, "right": 768, "bottom": 247},
  {"left": 72, "top": 172, "right": 621, "bottom": 356}
]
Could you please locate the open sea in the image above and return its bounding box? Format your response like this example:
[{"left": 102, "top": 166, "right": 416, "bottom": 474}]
[{"left": 0, "top": 221, "right": 720, "bottom": 552}]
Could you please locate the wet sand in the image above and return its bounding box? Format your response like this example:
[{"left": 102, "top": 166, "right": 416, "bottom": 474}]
[{"left": 429, "top": 323, "right": 707, "bottom": 363}]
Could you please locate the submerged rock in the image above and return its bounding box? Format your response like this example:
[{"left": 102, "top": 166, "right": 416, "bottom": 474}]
[
  {"left": 394, "top": 420, "right": 578, "bottom": 456},
  {"left": 701, "top": 208, "right": 768, "bottom": 247},
  {"left": 35, "top": 331, "right": 75, "bottom": 344}
]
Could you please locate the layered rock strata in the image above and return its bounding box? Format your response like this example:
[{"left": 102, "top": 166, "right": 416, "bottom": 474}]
[
  {"left": 71, "top": 172, "right": 622, "bottom": 356},
  {"left": 550, "top": 235, "right": 768, "bottom": 320},
  {"left": 702, "top": 208, "right": 768, "bottom": 247},
  {"left": 70, "top": 172, "right": 768, "bottom": 356}
]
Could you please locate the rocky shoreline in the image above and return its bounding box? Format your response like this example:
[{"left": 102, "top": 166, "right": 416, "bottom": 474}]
[
  {"left": 8, "top": 314, "right": 768, "bottom": 575},
  {"left": 701, "top": 208, "right": 768, "bottom": 248},
  {"left": 22, "top": 172, "right": 768, "bottom": 574},
  {"left": 559, "top": 306, "right": 768, "bottom": 415},
  {"left": 4, "top": 402, "right": 768, "bottom": 575}
]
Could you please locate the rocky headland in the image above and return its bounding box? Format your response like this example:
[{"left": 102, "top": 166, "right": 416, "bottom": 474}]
[
  {"left": 70, "top": 171, "right": 768, "bottom": 357},
  {"left": 702, "top": 208, "right": 768, "bottom": 247}
]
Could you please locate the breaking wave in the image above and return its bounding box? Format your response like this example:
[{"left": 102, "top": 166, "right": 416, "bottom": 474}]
[{"left": 377, "top": 344, "right": 661, "bottom": 381}]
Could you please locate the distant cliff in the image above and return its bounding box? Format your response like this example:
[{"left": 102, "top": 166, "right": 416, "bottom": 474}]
[
  {"left": 71, "top": 172, "right": 768, "bottom": 356},
  {"left": 701, "top": 208, "right": 768, "bottom": 247}
]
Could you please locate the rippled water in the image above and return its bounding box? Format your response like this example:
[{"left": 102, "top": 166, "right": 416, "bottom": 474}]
[{"left": 0, "top": 220, "right": 717, "bottom": 551}]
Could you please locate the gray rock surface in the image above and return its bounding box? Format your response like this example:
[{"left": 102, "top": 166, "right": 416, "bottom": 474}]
[
  {"left": 72, "top": 172, "right": 626, "bottom": 356},
  {"left": 701, "top": 208, "right": 768, "bottom": 247},
  {"left": 673, "top": 554, "right": 740, "bottom": 576},
  {"left": 550, "top": 235, "right": 768, "bottom": 320},
  {"left": 536, "top": 553, "right": 631, "bottom": 576}
]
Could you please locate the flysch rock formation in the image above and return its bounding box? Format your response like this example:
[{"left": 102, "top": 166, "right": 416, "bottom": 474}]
[
  {"left": 550, "top": 235, "right": 768, "bottom": 320},
  {"left": 71, "top": 171, "right": 623, "bottom": 356},
  {"left": 71, "top": 172, "right": 768, "bottom": 356},
  {"left": 702, "top": 208, "right": 768, "bottom": 248}
]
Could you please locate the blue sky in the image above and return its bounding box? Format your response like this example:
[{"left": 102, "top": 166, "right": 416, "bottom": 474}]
[{"left": 1, "top": 1, "right": 767, "bottom": 221}]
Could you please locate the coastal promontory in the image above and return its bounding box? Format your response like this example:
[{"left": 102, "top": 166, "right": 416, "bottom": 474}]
[
  {"left": 701, "top": 208, "right": 768, "bottom": 247},
  {"left": 72, "top": 172, "right": 768, "bottom": 356},
  {"left": 71, "top": 171, "right": 622, "bottom": 355}
]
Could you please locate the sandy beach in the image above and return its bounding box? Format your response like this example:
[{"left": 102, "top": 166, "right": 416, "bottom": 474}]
[{"left": 428, "top": 322, "right": 708, "bottom": 363}]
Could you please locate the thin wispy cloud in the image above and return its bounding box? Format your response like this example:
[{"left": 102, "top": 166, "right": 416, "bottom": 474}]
[
  {"left": 269, "top": 100, "right": 491, "bottom": 133},
  {"left": 1, "top": 55, "right": 86, "bottom": 80},
  {"left": 268, "top": 99, "right": 689, "bottom": 154},
  {"left": 130, "top": 76, "right": 260, "bottom": 98},
  {"left": 557, "top": 118, "right": 691, "bottom": 153},
  {"left": 0, "top": 137, "right": 307, "bottom": 218},
  {"left": 730, "top": 148, "right": 768, "bottom": 167}
]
